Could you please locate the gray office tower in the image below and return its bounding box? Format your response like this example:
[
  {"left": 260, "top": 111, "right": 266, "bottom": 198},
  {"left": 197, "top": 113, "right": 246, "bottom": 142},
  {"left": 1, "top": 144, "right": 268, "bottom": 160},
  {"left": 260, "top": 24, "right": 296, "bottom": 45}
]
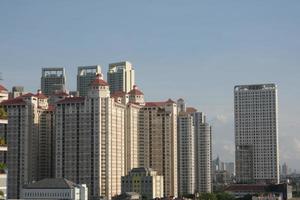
[
  {"left": 77, "top": 65, "right": 101, "bottom": 96},
  {"left": 234, "top": 84, "right": 279, "bottom": 184},
  {"left": 41, "top": 68, "right": 66, "bottom": 95}
]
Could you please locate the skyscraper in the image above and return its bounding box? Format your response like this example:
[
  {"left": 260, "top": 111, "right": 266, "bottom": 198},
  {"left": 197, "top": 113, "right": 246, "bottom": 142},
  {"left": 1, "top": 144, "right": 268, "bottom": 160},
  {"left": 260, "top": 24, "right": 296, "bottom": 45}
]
[
  {"left": 139, "top": 99, "right": 178, "bottom": 197},
  {"left": 107, "top": 61, "right": 135, "bottom": 94},
  {"left": 1, "top": 92, "right": 54, "bottom": 199},
  {"left": 234, "top": 84, "right": 279, "bottom": 184},
  {"left": 55, "top": 74, "right": 126, "bottom": 200},
  {"left": 41, "top": 68, "right": 66, "bottom": 95},
  {"left": 77, "top": 65, "right": 102, "bottom": 96},
  {"left": 177, "top": 109, "right": 195, "bottom": 195}
]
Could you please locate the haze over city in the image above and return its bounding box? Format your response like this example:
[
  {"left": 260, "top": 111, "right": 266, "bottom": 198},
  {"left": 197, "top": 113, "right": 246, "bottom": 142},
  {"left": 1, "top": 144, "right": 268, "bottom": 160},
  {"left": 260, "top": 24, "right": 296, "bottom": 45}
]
[{"left": 1, "top": 0, "right": 300, "bottom": 172}]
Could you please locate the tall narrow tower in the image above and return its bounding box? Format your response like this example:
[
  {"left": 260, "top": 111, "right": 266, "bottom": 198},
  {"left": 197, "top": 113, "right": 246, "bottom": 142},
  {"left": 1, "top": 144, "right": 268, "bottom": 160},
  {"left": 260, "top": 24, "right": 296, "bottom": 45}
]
[
  {"left": 41, "top": 68, "right": 66, "bottom": 95},
  {"left": 234, "top": 84, "right": 279, "bottom": 184},
  {"left": 107, "top": 61, "right": 135, "bottom": 94}
]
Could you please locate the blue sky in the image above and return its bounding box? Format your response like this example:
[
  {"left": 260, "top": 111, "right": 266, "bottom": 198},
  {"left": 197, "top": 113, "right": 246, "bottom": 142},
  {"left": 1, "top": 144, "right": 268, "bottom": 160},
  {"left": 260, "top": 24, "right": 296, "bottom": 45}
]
[{"left": 1, "top": 1, "right": 300, "bottom": 171}]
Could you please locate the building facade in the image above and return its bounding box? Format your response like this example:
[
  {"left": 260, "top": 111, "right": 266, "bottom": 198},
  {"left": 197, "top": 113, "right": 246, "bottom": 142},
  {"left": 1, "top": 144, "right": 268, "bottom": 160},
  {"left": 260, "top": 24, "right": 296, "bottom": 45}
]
[
  {"left": 55, "top": 74, "right": 126, "bottom": 200},
  {"left": 21, "top": 178, "right": 88, "bottom": 200},
  {"left": 1, "top": 92, "right": 54, "bottom": 199},
  {"left": 121, "top": 167, "right": 164, "bottom": 199},
  {"left": 77, "top": 65, "right": 102, "bottom": 97},
  {"left": 234, "top": 84, "right": 279, "bottom": 184},
  {"left": 41, "top": 67, "right": 66, "bottom": 95},
  {"left": 177, "top": 110, "right": 195, "bottom": 195},
  {"left": 107, "top": 61, "right": 135, "bottom": 94},
  {"left": 177, "top": 99, "right": 212, "bottom": 195},
  {"left": 139, "top": 99, "right": 178, "bottom": 197}
]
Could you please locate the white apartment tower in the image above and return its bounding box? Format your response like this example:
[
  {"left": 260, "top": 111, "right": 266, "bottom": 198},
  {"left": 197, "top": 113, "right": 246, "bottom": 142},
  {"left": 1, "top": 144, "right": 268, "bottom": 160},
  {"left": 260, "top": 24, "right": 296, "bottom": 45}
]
[
  {"left": 178, "top": 110, "right": 195, "bottom": 195},
  {"left": 1, "top": 92, "right": 54, "bottom": 199},
  {"left": 139, "top": 99, "right": 178, "bottom": 197},
  {"left": 41, "top": 68, "right": 66, "bottom": 95},
  {"left": 177, "top": 99, "right": 212, "bottom": 195},
  {"left": 234, "top": 84, "right": 279, "bottom": 184},
  {"left": 77, "top": 65, "right": 102, "bottom": 97},
  {"left": 193, "top": 112, "right": 212, "bottom": 193},
  {"left": 55, "top": 74, "right": 126, "bottom": 200},
  {"left": 107, "top": 61, "right": 135, "bottom": 94}
]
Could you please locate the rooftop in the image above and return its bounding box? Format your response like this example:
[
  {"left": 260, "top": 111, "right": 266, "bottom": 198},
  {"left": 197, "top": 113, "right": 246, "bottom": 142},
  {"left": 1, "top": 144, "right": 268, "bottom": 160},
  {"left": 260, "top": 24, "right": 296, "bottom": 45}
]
[
  {"left": 234, "top": 83, "right": 276, "bottom": 91},
  {"left": 23, "top": 178, "right": 78, "bottom": 189}
]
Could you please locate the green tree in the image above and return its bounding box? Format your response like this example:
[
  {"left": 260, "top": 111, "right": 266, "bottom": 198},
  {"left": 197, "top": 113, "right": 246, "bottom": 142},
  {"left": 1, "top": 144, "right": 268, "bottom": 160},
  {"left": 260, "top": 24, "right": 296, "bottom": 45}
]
[
  {"left": 0, "top": 107, "right": 7, "bottom": 119},
  {"left": 216, "top": 192, "right": 235, "bottom": 200},
  {"left": 198, "top": 193, "right": 217, "bottom": 200}
]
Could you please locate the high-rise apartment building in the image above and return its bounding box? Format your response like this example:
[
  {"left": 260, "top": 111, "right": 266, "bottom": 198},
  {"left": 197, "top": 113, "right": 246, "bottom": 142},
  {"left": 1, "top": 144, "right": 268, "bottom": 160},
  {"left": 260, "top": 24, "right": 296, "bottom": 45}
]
[
  {"left": 177, "top": 110, "right": 195, "bottom": 195},
  {"left": 177, "top": 99, "right": 212, "bottom": 195},
  {"left": 139, "top": 99, "right": 178, "bottom": 197},
  {"left": 9, "top": 86, "right": 25, "bottom": 99},
  {"left": 55, "top": 74, "right": 126, "bottom": 200},
  {"left": 107, "top": 61, "right": 135, "bottom": 94},
  {"left": 1, "top": 92, "right": 54, "bottom": 199},
  {"left": 41, "top": 68, "right": 66, "bottom": 95},
  {"left": 234, "top": 84, "right": 279, "bottom": 184},
  {"left": 77, "top": 65, "right": 102, "bottom": 96}
]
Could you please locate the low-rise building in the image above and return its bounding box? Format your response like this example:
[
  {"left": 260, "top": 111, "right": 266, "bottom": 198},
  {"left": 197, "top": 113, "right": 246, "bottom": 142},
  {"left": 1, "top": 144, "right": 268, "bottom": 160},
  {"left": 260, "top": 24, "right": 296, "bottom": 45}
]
[
  {"left": 122, "top": 167, "right": 164, "bottom": 199},
  {"left": 21, "top": 178, "right": 88, "bottom": 200}
]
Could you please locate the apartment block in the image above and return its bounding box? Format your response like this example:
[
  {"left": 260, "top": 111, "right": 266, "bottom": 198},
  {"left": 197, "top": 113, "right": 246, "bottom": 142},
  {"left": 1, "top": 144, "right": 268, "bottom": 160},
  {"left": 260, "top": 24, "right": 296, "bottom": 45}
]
[
  {"left": 139, "top": 99, "right": 178, "bottom": 197},
  {"left": 234, "top": 84, "right": 279, "bottom": 184},
  {"left": 55, "top": 74, "right": 126, "bottom": 200}
]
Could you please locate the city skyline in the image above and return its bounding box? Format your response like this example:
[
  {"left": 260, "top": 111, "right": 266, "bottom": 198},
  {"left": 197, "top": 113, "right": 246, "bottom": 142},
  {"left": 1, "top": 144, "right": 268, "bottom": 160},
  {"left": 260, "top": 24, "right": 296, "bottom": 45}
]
[{"left": 1, "top": 1, "right": 300, "bottom": 171}]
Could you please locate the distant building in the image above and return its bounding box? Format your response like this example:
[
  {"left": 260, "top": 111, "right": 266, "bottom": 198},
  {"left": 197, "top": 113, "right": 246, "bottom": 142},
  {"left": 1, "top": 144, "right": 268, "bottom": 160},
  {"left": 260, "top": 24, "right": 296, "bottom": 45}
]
[
  {"left": 41, "top": 67, "right": 66, "bottom": 95},
  {"left": 234, "top": 84, "right": 279, "bottom": 184},
  {"left": 225, "top": 162, "right": 235, "bottom": 177},
  {"left": 21, "top": 178, "right": 88, "bottom": 200},
  {"left": 282, "top": 163, "right": 288, "bottom": 178},
  {"left": 77, "top": 65, "right": 101, "bottom": 96},
  {"left": 9, "top": 86, "right": 25, "bottom": 99},
  {"left": 121, "top": 167, "right": 164, "bottom": 199},
  {"left": 107, "top": 61, "right": 135, "bottom": 94}
]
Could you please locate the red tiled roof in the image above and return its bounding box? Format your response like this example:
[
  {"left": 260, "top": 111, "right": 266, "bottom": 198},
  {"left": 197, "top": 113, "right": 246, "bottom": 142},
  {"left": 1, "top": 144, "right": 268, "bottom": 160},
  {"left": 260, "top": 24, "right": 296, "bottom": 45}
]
[
  {"left": 186, "top": 107, "right": 198, "bottom": 113},
  {"left": 128, "top": 85, "right": 144, "bottom": 95},
  {"left": 19, "top": 93, "right": 35, "bottom": 98},
  {"left": 91, "top": 74, "right": 108, "bottom": 86},
  {"left": 0, "top": 98, "right": 26, "bottom": 105},
  {"left": 111, "top": 91, "right": 127, "bottom": 98},
  {"left": 0, "top": 85, "right": 7, "bottom": 92},
  {"left": 35, "top": 93, "right": 48, "bottom": 99},
  {"left": 145, "top": 99, "right": 175, "bottom": 107},
  {"left": 225, "top": 184, "right": 268, "bottom": 192},
  {"left": 56, "top": 97, "right": 85, "bottom": 104}
]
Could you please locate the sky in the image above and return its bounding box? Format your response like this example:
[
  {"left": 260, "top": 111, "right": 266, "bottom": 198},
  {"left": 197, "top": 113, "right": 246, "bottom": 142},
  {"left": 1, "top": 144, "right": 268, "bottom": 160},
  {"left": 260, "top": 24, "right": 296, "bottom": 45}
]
[{"left": 0, "top": 1, "right": 300, "bottom": 171}]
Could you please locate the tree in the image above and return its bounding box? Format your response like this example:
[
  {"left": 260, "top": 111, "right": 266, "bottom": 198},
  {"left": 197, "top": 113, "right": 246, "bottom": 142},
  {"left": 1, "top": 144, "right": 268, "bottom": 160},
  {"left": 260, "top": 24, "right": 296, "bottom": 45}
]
[
  {"left": 216, "top": 192, "right": 235, "bottom": 200},
  {"left": 0, "top": 107, "right": 7, "bottom": 119},
  {"left": 198, "top": 193, "right": 217, "bottom": 200}
]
